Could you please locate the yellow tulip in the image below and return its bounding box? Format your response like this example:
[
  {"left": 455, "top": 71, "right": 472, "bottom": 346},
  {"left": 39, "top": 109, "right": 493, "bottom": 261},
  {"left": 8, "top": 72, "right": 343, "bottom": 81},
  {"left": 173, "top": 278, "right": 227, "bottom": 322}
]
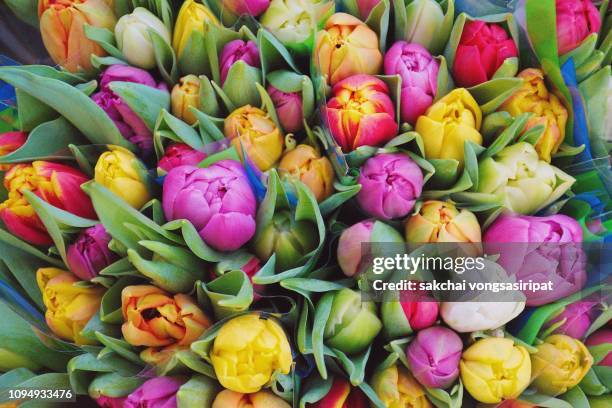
[
  {"left": 405, "top": 200, "right": 481, "bottom": 244},
  {"left": 36, "top": 267, "right": 104, "bottom": 345},
  {"left": 278, "top": 144, "right": 334, "bottom": 202},
  {"left": 94, "top": 145, "right": 151, "bottom": 209},
  {"left": 173, "top": 0, "right": 219, "bottom": 57},
  {"left": 499, "top": 69, "right": 568, "bottom": 162},
  {"left": 224, "top": 105, "right": 284, "bottom": 171},
  {"left": 210, "top": 314, "right": 292, "bottom": 393},
  {"left": 415, "top": 88, "right": 483, "bottom": 166},
  {"left": 531, "top": 334, "right": 593, "bottom": 396},
  {"left": 460, "top": 337, "right": 531, "bottom": 403},
  {"left": 371, "top": 363, "right": 432, "bottom": 408},
  {"left": 212, "top": 389, "right": 291, "bottom": 408},
  {"left": 171, "top": 75, "right": 201, "bottom": 125}
]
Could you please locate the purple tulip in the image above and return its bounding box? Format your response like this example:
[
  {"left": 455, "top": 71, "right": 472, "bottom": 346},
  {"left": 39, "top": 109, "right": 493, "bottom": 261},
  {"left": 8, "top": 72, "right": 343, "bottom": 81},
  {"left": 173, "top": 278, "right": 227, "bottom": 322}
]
[
  {"left": 124, "top": 377, "right": 182, "bottom": 408},
  {"left": 67, "top": 224, "right": 118, "bottom": 280},
  {"left": 484, "top": 214, "right": 586, "bottom": 306},
  {"left": 406, "top": 326, "right": 463, "bottom": 389},
  {"left": 384, "top": 41, "right": 439, "bottom": 125},
  {"left": 162, "top": 160, "right": 257, "bottom": 251},
  {"left": 357, "top": 153, "right": 423, "bottom": 220},
  {"left": 545, "top": 301, "right": 598, "bottom": 339},
  {"left": 92, "top": 65, "right": 168, "bottom": 153},
  {"left": 220, "top": 40, "right": 260, "bottom": 85},
  {"left": 223, "top": 0, "right": 270, "bottom": 17},
  {"left": 267, "top": 85, "right": 303, "bottom": 133}
]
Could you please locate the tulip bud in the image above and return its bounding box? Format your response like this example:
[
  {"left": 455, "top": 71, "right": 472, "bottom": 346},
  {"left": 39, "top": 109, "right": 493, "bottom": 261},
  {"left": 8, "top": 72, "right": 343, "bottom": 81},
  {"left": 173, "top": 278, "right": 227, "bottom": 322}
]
[
  {"left": 267, "top": 86, "right": 304, "bottom": 133},
  {"left": 125, "top": 377, "right": 183, "bottom": 408},
  {"left": 357, "top": 153, "right": 423, "bottom": 220},
  {"left": 381, "top": 288, "right": 439, "bottom": 339},
  {"left": 441, "top": 301, "right": 525, "bottom": 333},
  {"left": 0, "top": 131, "right": 27, "bottom": 170},
  {"left": 405, "top": 200, "right": 481, "bottom": 244},
  {"left": 384, "top": 42, "right": 439, "bottom": 125},
  {"left": 337, "top": 220, "right": 404, "bottom": 277},
  {"left": 531, "top": 334, "right": 593, "bottom": 396},
  {"left": 66, "top": 224, "right": 117, "bottom": 280},
  {"left": 222, "top": 0, "right": 271, "bottom": 17},
  {"left": 371, "top": 363, "right": 432, "bottom": 408},
  {"left": 224, "top": 105, "right": 284, "bottom": 171},
  {"left": 158, "top": 143, "right": 207, "bottom": 173},
  {"left": 94, "top": 145, "right": 152, "bottom": 209},
  {"left": 499, "top": 69, "right": 568, "bottom": 162},
  {"left": 342, "top": 0, "right": 381, "bottom": 20},
  {"left": 210, "top": 314, "right": 292, "bottom": 393},
  {"left": 460, "top": 338, "right": 531, "bottom": 403},
  {"left": 314, "top": 13, "right": 383, "bottom": 85},
  {"left": 321, "top": 288, "right": 382, "bottom": 355},
  {"left": 0, "top": 161, "right": 96, "bottom": 245},
  {"left": 95, "top": 395, "right": 126, "bottom": 407},
  {"left": 212, "top": 389, "right": 291, "bottom": 408},
  {"left": 497, "top": 401, "right": 537, "bottom": 408},
  {"left": 415, "top": 88, "right": 483, "bottom": 166},
  {"left": 324, "top": 74, "right": 398, "bottom": 152},
  {"left": 163, "top": 161, "right": 257, "bottom": 251},
  {"left": 556, "top": 0, "right": 602, "bottom": 55},
  {"left": 403, "top": 0, "right": 448, "bottom": 53},
  {"left": 278, "top": 144, "right": 334, "bottom": 202},
  {"left": 544, "top": 301, "right": 597, "bottom": 339},
  {"left": 220, "top": 40, "right": 261, "bottom": 85},
  {"left": 311, "top": 376, "right": 369, "bottom": 408},
  {"left": 37, "top": 268, "right": 104, "bottom": 345},
  {"left": 170, "top": 75, "right": 202, "bottom": 125},
  {"left": 407, "top": 326, "right": 462, "bottom": 389},
  {"left": 38, "top": 0, "right": 117, "bottom": 72},
  {"left": 115, "top": 7, "right": 171, "bottom": 69},
  {"left": 586, "top": 329, "right": 612, "bottom": 366}
]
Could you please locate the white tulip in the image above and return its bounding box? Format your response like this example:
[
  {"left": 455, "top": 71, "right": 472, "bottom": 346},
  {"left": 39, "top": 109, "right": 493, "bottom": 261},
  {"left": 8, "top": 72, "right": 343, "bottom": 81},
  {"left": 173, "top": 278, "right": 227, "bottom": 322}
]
[
  {"left": 115, "top": 7, "right": 170, "bottom": 69},
  {"left": 440, "top": 301, "right": 525, "bottom": 333}
]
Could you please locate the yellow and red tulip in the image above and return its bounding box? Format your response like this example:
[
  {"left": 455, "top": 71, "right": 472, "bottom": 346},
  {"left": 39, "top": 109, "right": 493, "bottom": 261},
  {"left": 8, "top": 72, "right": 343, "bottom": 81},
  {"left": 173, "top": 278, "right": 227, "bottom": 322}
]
[
  {"left": 0, "top": 131, "right": 27, "bottom": 170},
  {"left": 311, "top": 377, "right": 369, "bottom": 408},
  {"left": 371, "top": 363, "right": 432, "bottom": 408}
]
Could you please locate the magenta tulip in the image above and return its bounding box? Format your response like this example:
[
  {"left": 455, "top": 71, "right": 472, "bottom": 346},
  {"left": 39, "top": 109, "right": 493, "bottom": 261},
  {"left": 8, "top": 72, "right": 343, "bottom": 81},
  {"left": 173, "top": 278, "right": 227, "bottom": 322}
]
[
  {"left": 158, "top": 143, "right": 207, "bottom": 173},
  {"left": 267, "top": 85, "right": 303, "bottom": 133},
  {"left": 384, "top": 41, "right": 439, "bottom": 124},
  {"left": 357, "top": 152, "right": 423, "bottom": 220},
  {"left": 407, "top": 326, "right": 463, "bottom": 389},
  {"left": 92, "top": 65, "right": 168, "bottom": 153},
  {"left": 586, "top": 329, "right": 612, "bottom": 366},
  {"left": 556, "top": 0, "right": 602, "bottom": 55},
  {"left": 545, "top": 301, "right": 598, "bottom": 339},
  {"left": 162, "top": 161, "right": 257, "bottom": 251},
  {"left": 125, "top": 377, "right": 182, "bottom": 408},
  {"left": 222, "top": 0, "right": 270, "bottom": 17},
  {"left": 66, "top": 224, "right": 117, "bottom": 280},
  {"left": 452, "top": 20, "right": 518, "bottom": 87},
  {"left": 484, "top": 214, "right": 586, "bottom": 306},
  {"left": 220, "top": 40, "right": 261, "bottom": 85},
  {"left": 96, "top": 396, "right": 126, "bottom": 408}
]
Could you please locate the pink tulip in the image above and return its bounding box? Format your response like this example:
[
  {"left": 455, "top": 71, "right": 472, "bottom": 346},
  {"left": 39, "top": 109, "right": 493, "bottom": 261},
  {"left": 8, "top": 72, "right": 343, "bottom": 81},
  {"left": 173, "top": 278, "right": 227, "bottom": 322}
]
[
  {"left": 399, "top": 289, "right": 439, "bottom": 331},
  {"left": 407, "top": 326, "right": 462, "bottom": 389},
  {"left": 357, "top": 152, "right": 423, "bottom": 220},
  {"left": 484, "top": 214, "right": 586, "bottom": 306},
  {"left": 356, "top": 0, "right": 382, "bottom": 19},
  {"left": 125, "top": 377, "right": 183, "bottom": 408},
  {"left": 162, "top": 161, "right": 257, "bottom": 251},
  {"left": 384, "top": 41, "right": 439, "bottom": 124},
  {"left": 0, "top": 131, "right": 27, "bottom": 170},
  {"left": 545, "top": 301, "right": 598, "bottom": 339},
  {"left": 222, "top": 0, "right": 270, "bottom": 17},
  {"left": 220, "top": 40, "right": 260, "bottom": 85},
  {"left": 556, "top": 0, "right": 602, "bottom": 55},
  {"left": 158, "top": 143, "right": 207, "bottom": 172},
  {"left": 67, "top": 224, "right": 117, "bottom": 280},
  {"left": 267, "top": 85, "right": 303, "bottom": 133},
  {"left": 452, "top": 20, "right": 518, "bottom": 87},
  {"left": 586, "top": 329, "right": 612, "bottom": 366},
  {"left": 96, "top": 396, "right": 126, "bottom": 408}
]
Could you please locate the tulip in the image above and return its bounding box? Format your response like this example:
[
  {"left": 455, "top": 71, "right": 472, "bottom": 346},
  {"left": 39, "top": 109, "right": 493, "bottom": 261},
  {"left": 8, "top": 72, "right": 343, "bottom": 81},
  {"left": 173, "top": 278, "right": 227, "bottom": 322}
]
[
  {"left": 173, "top": 0, "right": 220, "bottom": 73},
  {"left": 337, "top": 220, "right": 403, "bottom": 277},
  {"left": 324, "top": 75, "right": 398, "bottom": 152},
  {"left": 407, "top": 326, "right": 462, "bottom": 389},
  {"left": 384, "top": 42, "right": 439, "bottom": 125},
  {"left": 171, "top": 75, "right": 202, "bottom": 125},
  {"left": 452, "top": 20, "right": 518, "bottom": 87},
  {"left": 38, "top": 0, "right": 116, "bottom": 72},
  {"left": 212, "top": 389, "right": 291, "bottom": 408},
  {"left": 115, "top": 7, "right": 171, "bottom": 70},
  {"left": 311, "top": 376, "right": 369, "bottom": 408},
  {"left": 460, "top": 337, "right": 531, "bottom": 403},
  {"left": 381, "top": 289, "right": 439, "bottom": 339},
  {"left": 121, "top": 285, "right": 211, "bottom": 356},
  {"left": 371, "top": 363, "right": 432, "bottom": 408},
  {"left": 415, "top": 88, "right": 482, "bottom": 166},
  {"left": 556, "top": 0, "right": 602, "bottom": 55},
  {"left": 66, "top": 224, "right": 117, "bottom": 280},
  {"left": 37, "top": 267, "right": 104, "bottom": 345},
  {"left": 357, "top": 152, "right": 423, "bottom": 220},
  {"left": 405, "top": 200, "right": 481, "bottom": 244},
  {"left": 497, "top": 401, "right": 537, "bottom": 408},
  {"left": 499, "top": 69, "right": 568, "bottom": 162},
  {"left": 477, "top": 142, "right": 575, "bottom": 215},
  {"left": 586, "top": 329, "right": 612, "bottom": 366},
  {"left": 483, "top": 214, "right": 586, "bottom": 306},
  {"left": 210, "top": 314, "right": 292, "bottom": 393},
  {"left": 322, "top": 288, "right": 382, "bottom": 354},
  {"left": 224, "top": 105, "right": 284, "bottom": 171},
  {"left": 158, "top": 143, "right": 207, "bottom": 173},
  {"left": 441, "top": 301, "right": 525, "bottom": 333},
  {"left": 94, "top": 145, "right": 152, "bottom": 210},
  {"left": 96, "top": 396, "right": 126, "bottom": 407},
  {"left": 342, "top": 0, "right": 381, "bottom": 20},
  {"left": 402, "top": 0, "right": 448, "bottom": 53},
  {"left": 531, "top": 334, "right": 593, "bottom": 395},
  {"left": 222, "top": 0, "right": 271, "bottom": 17},
  {"left": 314, "top": 13, "right": 383, "bottom": 85},
  {"left": 163, "top": 161, "right": 257, "bottom": 251},
  {"left": 0, "top": 131, "right": 27, "bottom": 170},
  {"left": 267, "top": 85, "right": 304, "bottom": 133},
  {"left": 125, "top": 377, "right": 183, "bottom": 408},
  {"left": 92, "top": 65, "right": 168, "bottom": 153},
  {"left": 278, "top": 144, "right": 334, "bottom": 202},
  {"left": 0, "top": 161, "right": 96, "bottom": 245},
  {"left": 220, "top": 40, "right": 261, "bottom": 85},
  {"left": 544, "top": 301, "right": 598, "bottom": 339}
]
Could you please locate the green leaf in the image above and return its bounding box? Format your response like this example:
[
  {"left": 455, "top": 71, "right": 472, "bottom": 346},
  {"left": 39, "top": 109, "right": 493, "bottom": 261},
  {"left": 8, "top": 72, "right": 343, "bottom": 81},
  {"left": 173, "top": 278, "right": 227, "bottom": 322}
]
[
  {"left": 177, "top": 375, "right": 220, "bottom": 407},
  {"left": 197, "top": 270, "right": 254, "bottom": 319},
  {"left": 162, "top": 219, "right": 223, "bottom": 262},
  {"left": 468, "top": 78, "right": 524, "bottom": 115},
  {"left": 150, "top": 28, "right": 178, "bottom": 85},
  {"left": 222, "top": 61, "right": 262, "bottom": 108},
  {"left": 94, "top": 332, "right": 143, "bottom": 365},
  {"left": 84, "top": 25, "right": 125, "bottom": 60},
  {"left": 127, "top": 248, "right": 200, "bottom": 293},
  {"left": 88, "top": 372, "right": 145, "bottom": 399},
  {"left": 108, "top": 82, "right": 170, "bottom": 131},
  {"left": 257, "top": 29, "right": 301, "bottom": 77}
]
